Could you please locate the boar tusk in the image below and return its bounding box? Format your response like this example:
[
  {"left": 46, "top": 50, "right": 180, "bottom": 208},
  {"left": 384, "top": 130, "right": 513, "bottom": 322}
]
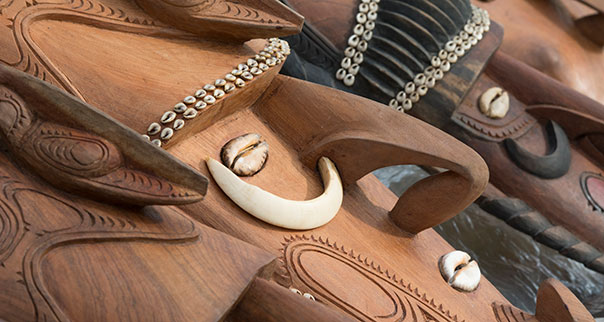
[{"left": 205, "top": 156, "right": 343, "bottom": 230}]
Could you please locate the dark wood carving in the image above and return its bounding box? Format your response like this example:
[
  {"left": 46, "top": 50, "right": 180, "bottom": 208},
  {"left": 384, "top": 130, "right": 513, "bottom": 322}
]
[
  {"left": 503, "top": 121, "right": 571, "bottom": 179},
  {"left": 580, "top": 172, "right": 604, "bottom": 212},
  {"left": 282, "top": 0, "right": 475, "bottom": 103},
  {"left": 479, "top": 185, "right": 604, "bottom": 274}
]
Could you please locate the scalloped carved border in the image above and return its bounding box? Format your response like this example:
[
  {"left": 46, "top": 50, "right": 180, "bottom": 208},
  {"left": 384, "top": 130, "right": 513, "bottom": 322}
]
[
  {"left": 452, "top": 111, "right": 536, "bottom": 142},
  {"left": 274, "top": 235, "right": 464, "bottom": 322}
]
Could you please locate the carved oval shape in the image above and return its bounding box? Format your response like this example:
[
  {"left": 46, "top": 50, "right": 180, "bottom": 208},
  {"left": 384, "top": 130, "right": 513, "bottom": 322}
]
[
  {"left": 297, "top": 249, "right": 398, "bottom": 319},
  {"left": 32, "top": 126, "right": 122, "bottom": 177}
]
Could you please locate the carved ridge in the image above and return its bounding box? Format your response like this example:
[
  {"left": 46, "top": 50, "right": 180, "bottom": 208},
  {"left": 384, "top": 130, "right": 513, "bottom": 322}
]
[
  {"left": 276, "top": 234, "right": 464, "bottom": 322},
  {"left": 451, "top": 111, "right": 536, "bottom": 142}
]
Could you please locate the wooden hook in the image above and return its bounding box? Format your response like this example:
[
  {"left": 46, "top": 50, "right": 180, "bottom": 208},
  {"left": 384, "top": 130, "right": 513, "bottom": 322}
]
[{"left": 255, "top": 75, "right": 489, "bottom": 234}]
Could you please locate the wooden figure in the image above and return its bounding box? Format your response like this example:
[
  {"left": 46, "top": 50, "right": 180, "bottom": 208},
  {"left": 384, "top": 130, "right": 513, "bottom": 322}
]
[
  {"left": 280, "top": 0, "right": 604, "bottom": 277},
  {"left": 0, "top": 0, "right": 593, "bottom": 320}
]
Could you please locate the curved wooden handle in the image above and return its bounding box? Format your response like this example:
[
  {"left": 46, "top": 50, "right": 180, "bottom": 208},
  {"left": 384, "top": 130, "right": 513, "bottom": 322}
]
[{"left": 255, "top": 75, "right": 489, "bottom": 234}]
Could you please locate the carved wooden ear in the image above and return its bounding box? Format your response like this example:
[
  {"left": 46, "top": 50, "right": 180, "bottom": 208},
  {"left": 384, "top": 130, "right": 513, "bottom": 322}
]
[
  {"left": 255, "top": 76, "right": 489, "bottom": 234},
  {"left": 135, "top": 0, "right": 304, "bottom": 42},
  {"left": 0, "top": 64, "right": 208, "bottom": 206}
]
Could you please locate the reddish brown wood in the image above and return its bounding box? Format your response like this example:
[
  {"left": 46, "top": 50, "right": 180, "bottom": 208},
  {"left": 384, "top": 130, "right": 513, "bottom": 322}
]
[
  {"left": 0, "top": 64, "right": 208, "bottom": 206},
  {"left": 227, "top": 278, "right": 354, "bottom": 322},
  {"left": 0, "top": 0, "right": 592, "bottom": 320},
  {"left": 479, "top": 0, "right": 604, "bottom": 101},
  {"left": 134, "top": 0, "right": 304, "bottom": 42},
  {"left": 0, "top": 147, "right": 281, "bottom": 321},
  {"left": 535, "top": 279, "right": 594, "bottom": 322}
]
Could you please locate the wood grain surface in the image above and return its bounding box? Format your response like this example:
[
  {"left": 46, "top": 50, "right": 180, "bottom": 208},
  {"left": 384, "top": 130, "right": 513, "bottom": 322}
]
[
  {"left": 478, "top": 0, "right": 604, "bottom": 102},
  {"left": 0, "top": 0, "right": 593, "bottom": 320}
]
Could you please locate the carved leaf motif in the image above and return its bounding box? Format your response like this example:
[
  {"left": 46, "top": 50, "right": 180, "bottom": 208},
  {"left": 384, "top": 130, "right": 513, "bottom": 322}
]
[{"left": 277, "top": 235, "right": 463, "bottom": 322}]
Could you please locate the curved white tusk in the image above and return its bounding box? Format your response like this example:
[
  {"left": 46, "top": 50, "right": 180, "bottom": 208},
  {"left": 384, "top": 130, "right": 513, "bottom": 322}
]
[
  {"left": 205, "top": 156, "right": 343, "bottom": 230},
  {"left": 438, "top": 250, "right": 481, "bottom": 292}
]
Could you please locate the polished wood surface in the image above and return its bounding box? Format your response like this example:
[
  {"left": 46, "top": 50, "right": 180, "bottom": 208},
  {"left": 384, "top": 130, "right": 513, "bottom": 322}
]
[
  {"left": 0, "top": 0, "right": 593, "bottom": 320},
  {"left": 478, "top": 0, "right": 604, "bottom": 102}
]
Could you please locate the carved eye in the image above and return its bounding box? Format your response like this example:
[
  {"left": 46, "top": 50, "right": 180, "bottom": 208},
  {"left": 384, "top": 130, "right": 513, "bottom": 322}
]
[{"left": 32, "top": 126, "right": 122, "bottom": 177}]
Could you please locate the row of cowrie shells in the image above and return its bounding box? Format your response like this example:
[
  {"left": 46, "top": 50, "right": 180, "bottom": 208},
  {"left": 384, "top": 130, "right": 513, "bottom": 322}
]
[
  {"left": 334, "top": 0, "right": 380, "bottom": 86},
  {"left": 290, "top": 288, "right": 316, "bottom": 301},
  {"left": 389, "top": 5, "right": 490, "bottom": 113},
  {"left": 143, "top": 38, "right": 290, "bottom": 147}
]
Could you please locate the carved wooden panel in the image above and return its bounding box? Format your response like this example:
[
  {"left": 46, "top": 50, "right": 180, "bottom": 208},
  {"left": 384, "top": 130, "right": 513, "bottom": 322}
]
[
  {"left": 0, "top": 81, "right": 206, "bottom": 205},
  {"left": 275, "top": 235, "right": 463, "bottom": 322},
  {"left": 0, "top": 0, "right": 172, "bottom": 98},
  {"left": 0, "top": 150, "right": 277, "bottom": 321}
]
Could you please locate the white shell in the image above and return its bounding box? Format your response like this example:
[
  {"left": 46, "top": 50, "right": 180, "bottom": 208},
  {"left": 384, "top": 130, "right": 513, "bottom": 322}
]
[
  {"left": 417, "top": 85, "right": 428, "bottom": 96},
  {"left": 341, "top": 57, "right": 352, "bottom": 69},
  {"left": 356, "top": 12, "right": 367, "bottom": 24},
  {"left": 160, "top": 127, "right": 174, "bottom": 140},
  {"left": 396, "top": 91, "right": 406, "bottom": 102},
  {"left": 173, "top": 119, "right": 185, "bottom": 130},
  {"left": 225, "top": 74, "right": 237, "bottom": 82},
  {"left": 438, "top": 250, "right": 481, "bottom": 292},
  {"left": 147, "top": 122, "right": 161, "bottom": 135},
  {"left": 214, "top": 89, "right": 225, "bottom": 99},
  {"left": 224, "top": 83, "right": 236, "bottom": 93},
  {"left": 402, "top": 99, "right": 412, "bottom": 111},
  {"left": 174, "top": 102, "right": 187, "bottom": 113},
  {"left": 242, "top": 72, "right": 254, "bottom": 80},
  {"left": 195, "top": 101, "right": 207, "bottom": 110},
  {"left": 344, "top": 47, "right": 356, "bottom": 58},
  {"left": 479, "top": 87, "right": 509, "bottom": 119},
  {"left": 161, "top": 111, "right": 176, "bottom": 124},
  {"left": 183, "top": 96, "right": 196, "bottom": 104},
  {"left": 348, "top": 35, "right": 360, "bottom": 47},
  {"left": 409, "top": 92, "right": 420, "bottom": 103},
  {"left": 195, "top": 89, "right": 207, "bottom": 98},
  {"left": 204, "top": 95, "right": 216, "bottom": 104},
  {"left": 353, "top": 52, "right": 364, "bottom": 64},
  {"left": 404, "top": 82, "right": 415, "bottom": 94},
  {"left": 183, "top": 108, "right": 198, "bottom": 119},
  {"left": 343, "top": 74, "right": 355, "bottom": 87},
  {"left": 354, "top": 24, "right": 365, "bottom": 36},
  {"left": 203, "top": 84, "right": 216, "bottom": 91}
]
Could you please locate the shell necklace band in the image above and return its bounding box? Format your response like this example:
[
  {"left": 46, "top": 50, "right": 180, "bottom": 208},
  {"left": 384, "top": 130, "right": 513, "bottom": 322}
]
[
  {"left": 335, "top": 2, "right": 491, "bottom": 113},
  {"left": 142, "top": 38, "right": 291, "bottom": 147}
]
